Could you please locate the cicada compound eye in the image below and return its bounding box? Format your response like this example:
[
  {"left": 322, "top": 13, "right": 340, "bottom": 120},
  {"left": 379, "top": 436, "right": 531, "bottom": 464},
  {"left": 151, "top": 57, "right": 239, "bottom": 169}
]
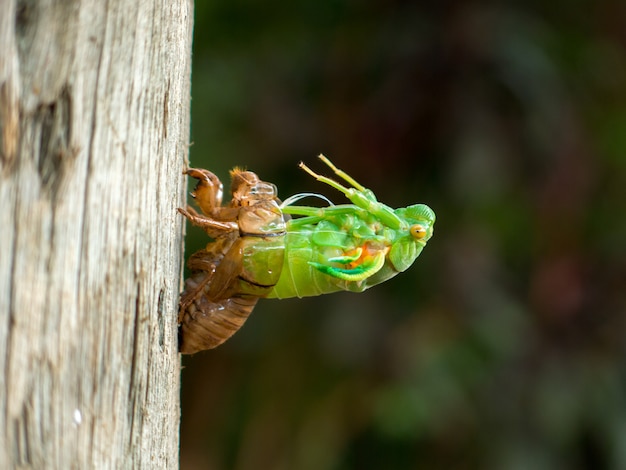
[
  {"left": 250, "top": 182, "right": 277, "bottom": 197},
  {"left": 409, "top": 224, "right": 427, "bottom": 239}
]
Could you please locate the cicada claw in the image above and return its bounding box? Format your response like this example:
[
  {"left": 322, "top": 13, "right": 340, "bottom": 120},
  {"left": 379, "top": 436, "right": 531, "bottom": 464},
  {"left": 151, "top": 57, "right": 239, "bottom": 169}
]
[{"left": 184, "top": 167, "right": 224, "bottom": 214}]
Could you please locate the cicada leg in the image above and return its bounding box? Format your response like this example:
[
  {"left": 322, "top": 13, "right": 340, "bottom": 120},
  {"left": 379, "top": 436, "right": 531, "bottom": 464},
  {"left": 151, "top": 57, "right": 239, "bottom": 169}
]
[
  {"left": 281, "top": 204, "right": 366, "bottom": 224},
  {"left": 178, "top": 206, "right": 239, "bottom": 238},
  {"left": 297, "top": 155, "right": 404, "bottom": 230},
  {"left": 185, "top": 243, "right": 229, "bottom": 271},
  {"left": 315, "top": 154, "right": 367, "bottom": 191},
  {"left": 182, "top": 168, "right": 241, "bottom": 222},
  {"left": 298, "top": 161, "right": 356, "bottom": 198},
  {"left": 178, "top": 266, "right": 215, "bottom": 323},
  {"left": 310, "top": 245, "right": 388, "bottom": 281},
  {"left": 185, "top": 168, "right": 224, "bottom": 215}
]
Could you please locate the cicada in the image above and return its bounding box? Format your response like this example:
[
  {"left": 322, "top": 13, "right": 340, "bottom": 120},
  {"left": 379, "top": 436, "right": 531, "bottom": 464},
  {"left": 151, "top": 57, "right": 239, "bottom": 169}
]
[{"left": 178, "top": 155, "right": 435, "bottom": 354}]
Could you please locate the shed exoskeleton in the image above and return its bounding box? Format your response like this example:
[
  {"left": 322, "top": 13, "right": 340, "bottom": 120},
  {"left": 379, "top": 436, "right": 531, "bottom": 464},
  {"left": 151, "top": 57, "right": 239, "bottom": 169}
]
[{"left": 177, "top": 168, "right": 285, "bottom": 354}]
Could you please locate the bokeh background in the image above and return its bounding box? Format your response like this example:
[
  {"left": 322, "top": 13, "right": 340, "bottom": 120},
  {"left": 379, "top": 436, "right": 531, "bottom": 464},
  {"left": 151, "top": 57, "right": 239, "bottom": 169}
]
[{"left": 180, "top": 1, "right": 626, "bottom": 469}]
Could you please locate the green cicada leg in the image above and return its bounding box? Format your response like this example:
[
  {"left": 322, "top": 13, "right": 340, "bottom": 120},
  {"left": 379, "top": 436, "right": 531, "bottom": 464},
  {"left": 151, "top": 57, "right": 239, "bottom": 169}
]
[
  {"left": 281, "top": 204, "right": 367, "bottom": 224},
  {"left": 298, "top": 156, "right": 404, "bottom": 230},
  {"left": 298, "top": 160, "right": 359, "bottom": 200},
  {"left": 327, "top": 247, "right": 362, "bottom": 265},
  {"left": 314, "top": 154, "right": 367, "bottom": 191},
  {"left": 309, "top": 247, "right": 387, "bottom": 281}
]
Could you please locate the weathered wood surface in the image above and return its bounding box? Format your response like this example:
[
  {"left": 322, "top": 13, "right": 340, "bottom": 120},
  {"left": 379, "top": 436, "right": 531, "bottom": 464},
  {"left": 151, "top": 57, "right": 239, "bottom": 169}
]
[{"left": 0, "top": 0, "right": 192, "bottom": 467}]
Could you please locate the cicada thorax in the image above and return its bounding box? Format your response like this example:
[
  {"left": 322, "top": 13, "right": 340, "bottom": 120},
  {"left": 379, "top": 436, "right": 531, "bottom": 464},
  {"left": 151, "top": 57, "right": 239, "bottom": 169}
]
[{"left": 178, "top": 168, "right": 286, "bottom": 354}]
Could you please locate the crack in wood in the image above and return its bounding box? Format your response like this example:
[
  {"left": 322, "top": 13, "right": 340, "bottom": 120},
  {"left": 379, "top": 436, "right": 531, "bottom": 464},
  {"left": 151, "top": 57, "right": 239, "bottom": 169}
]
[{"left": 35, "top": 85, "right": 73, "bottom": 198}]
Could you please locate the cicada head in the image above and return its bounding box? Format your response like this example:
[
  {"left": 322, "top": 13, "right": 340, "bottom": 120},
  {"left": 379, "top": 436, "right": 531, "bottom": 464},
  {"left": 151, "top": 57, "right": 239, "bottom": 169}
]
[
  {"left": 229, "top": 168, "right": 258, "bottom": 202},
  {"left": 230, "top": 168, "right": 278, "bottom": 207},
  {"left": 387, "top": 204, "right": 436, "bottom": 272}
]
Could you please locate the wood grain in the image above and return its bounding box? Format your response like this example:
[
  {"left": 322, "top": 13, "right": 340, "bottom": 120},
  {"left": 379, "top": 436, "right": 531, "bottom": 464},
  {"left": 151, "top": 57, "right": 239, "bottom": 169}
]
[{"left": 0, "top": 0, "right": 192, "bottom": 466}]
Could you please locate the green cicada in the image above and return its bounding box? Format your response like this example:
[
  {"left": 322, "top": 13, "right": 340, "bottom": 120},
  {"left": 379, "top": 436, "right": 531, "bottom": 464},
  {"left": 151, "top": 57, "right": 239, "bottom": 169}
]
[{"left": 178, "top": 155, "right": 435, "bottom": 354}]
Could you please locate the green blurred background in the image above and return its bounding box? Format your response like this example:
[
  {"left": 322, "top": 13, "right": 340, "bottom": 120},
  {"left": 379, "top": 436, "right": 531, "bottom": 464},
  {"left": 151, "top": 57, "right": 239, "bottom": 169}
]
[{"left": 180, "top": 1, "right": 626, "bottom": 469}]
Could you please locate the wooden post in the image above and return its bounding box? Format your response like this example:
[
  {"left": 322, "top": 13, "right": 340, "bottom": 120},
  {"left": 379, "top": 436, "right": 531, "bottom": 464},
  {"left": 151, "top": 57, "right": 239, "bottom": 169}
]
[{"left": 0, "top": 0, "right": 192, "bottom": 466}]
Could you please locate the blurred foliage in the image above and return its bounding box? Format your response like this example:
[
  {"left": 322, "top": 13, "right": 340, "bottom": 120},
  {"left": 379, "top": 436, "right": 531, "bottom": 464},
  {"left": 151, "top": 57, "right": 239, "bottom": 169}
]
[{"left": 180, "top": 1, "right": 626, "bottom": 469}]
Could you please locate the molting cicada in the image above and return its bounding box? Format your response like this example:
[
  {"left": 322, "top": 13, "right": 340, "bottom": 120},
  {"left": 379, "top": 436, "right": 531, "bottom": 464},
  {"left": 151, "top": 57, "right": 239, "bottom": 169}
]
[{"left": 178, "top": 155, "right": 435, "bottom": 354}]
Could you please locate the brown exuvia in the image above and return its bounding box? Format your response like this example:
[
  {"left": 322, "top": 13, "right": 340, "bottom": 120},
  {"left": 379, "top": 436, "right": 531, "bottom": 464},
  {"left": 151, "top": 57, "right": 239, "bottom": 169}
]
[{"left": 177, "top": 168, "right": 286, "bottom": 354}]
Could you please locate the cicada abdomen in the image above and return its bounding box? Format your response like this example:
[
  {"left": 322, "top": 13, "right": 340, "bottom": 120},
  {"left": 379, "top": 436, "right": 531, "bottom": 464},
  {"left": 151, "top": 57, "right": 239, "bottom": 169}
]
[{"left": 178, "top": 168, "right": 286, "bottom": 354}]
